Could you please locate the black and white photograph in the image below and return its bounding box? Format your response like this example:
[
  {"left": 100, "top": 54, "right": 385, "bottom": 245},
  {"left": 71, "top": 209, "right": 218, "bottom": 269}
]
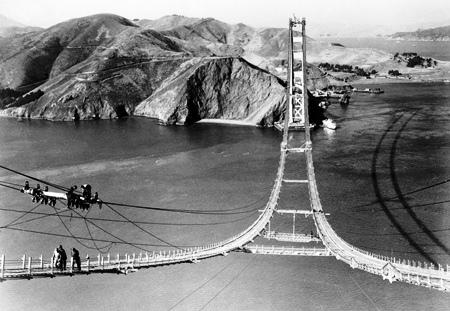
[{"left": 0, "top": 0, "right": 449, "bottom": 310}]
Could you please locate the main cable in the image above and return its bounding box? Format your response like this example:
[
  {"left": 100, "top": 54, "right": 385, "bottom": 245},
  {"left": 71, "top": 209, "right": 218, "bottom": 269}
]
[
  {"left": 0, "top": 165, "right": 70, "bottom": 192},
  {"left": 0, "top": 165, "right": 268, "bottom": 215}
]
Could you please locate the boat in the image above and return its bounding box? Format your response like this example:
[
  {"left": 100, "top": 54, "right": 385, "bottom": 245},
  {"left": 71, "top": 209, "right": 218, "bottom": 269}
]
[
  {"left": 322, "top": 118, "right": 336, "bottom": 130},
  {"left": 353, "top": 87, "right": 384, "bottom": 94}
]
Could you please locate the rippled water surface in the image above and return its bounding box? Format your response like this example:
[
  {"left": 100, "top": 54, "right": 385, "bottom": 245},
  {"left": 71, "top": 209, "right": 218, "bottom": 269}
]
[{"left": 0, "top": 83, "right": 449, "bottom": 310}]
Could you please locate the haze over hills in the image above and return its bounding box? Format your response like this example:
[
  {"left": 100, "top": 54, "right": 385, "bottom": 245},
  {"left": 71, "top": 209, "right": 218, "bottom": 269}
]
[
  {"left": 0, "top": 14, "right": 42, "bottom": 38},
  {"left": 389, "top": 25, "right": 450, "bottom": 41},
  {"left": 0, "top": 14, "right": 25, "bottom": 28},
  {"left": 308, "top": 17, "right": 450, "bottom": 38}
]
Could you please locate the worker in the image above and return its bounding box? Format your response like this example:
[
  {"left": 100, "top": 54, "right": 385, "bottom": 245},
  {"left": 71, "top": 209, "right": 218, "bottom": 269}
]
[
  {"left": 66, "top": 187, "right": 74, "bottom": 208},
  {"left": 92, "top": 191, "right": 102, "bottom": 208},
  {"left": 58, "top": 245, "right": 67, "bottom": 271},
  {"left": 40, "top": 186, "right": 49, "bottom": 205},
  {"left": 32, "top": 184, "right": 42, "bottom": 203},
  {"left": 66, "top": 185, "right": 78, "bottom": 208},
  {"left": 81, "top": 184, "right": 92, "bottom": 200},
  {"left": 49, "top": 196, "right": 57, "bottom": 207},
  {"left": 52, "top": 247, "right": 60, "bottom": 268},
  {"left": 21, "top": 180, "right": 30, "bottom": 192},
  {"left": 71, "top": 248, "right": 81, "bottom": 271}
]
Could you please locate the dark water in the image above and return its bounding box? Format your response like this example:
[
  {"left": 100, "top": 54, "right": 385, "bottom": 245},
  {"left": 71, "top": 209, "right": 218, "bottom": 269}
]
[
  {"left": 317, "top": 37, "right": 450, "bottom": 61},
  {"left": 0, "top": 83, "right": 450, "bottom": 310}
]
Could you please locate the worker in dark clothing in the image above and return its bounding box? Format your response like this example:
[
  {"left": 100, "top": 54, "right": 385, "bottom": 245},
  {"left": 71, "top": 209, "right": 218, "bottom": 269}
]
[
  {"left": 58, "top": 245, "right": 67, "bottom": 271},
  {"left": 81, "top": 184, "right": 92, "bottom": 200},
  {"left": 32, "top": 184, "right": 42, "bottom": 203},
  {"left": 40, "top": 186, "right": 49, "bottom": 205},
  {"left": 71, "top": 248, "right": 81, "bottom": 271},
  {"left": 93, "top": 192, "right": 102, "bottom": 208},
  {"left": 66, "top": 187, "right": 73, "bottom": 208},
  {"left": 66, "top": 186, "right": 77, "bottom": 208}
]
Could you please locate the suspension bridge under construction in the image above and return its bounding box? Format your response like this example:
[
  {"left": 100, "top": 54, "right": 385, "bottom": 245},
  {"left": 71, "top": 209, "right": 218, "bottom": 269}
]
[{"left": 0, "top": 17, "right": 449, "bottom": 293}]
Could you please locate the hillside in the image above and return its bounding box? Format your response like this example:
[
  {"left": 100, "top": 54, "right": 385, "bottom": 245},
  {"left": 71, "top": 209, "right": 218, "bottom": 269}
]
[
  {"left": 389, "top": 25, "right": 450, "bottom": 41},
  {"left": 0, "top": 14, "right": 292, "bottom": 125},
  {"left": 136, "top": 15, "right": 201, "bottom": 31}
]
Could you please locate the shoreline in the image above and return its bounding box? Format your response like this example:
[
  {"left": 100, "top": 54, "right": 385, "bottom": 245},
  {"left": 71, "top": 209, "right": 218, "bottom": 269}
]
[
  {"left": 349, "top": 77, "right": 450, "bottom": 84},
  {"left": 330, "top": 75, "right": 450, "bottom": 85},
  {"left": 196, "top": 118, "right": 259, "bottom": 127}
]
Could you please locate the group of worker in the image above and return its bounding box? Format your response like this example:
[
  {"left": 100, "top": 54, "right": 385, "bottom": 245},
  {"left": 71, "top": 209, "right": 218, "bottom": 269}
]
[
  {"left": 66, "top": 184, "right": 101, "bottom": 210},
  {"left": 21, "top": 180, "right": 102, "bottom": 210},
  {"left": 21, "top": 181, "right": 57, "bottom": 206},
  {"left": 52, "top": 245, "right": 81, "bottom": 271}
]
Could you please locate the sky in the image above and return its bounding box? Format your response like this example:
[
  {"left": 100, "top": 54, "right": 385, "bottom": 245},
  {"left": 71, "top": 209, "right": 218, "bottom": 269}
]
[{"left": 1, "top": 0, "right": 450, "bottom": 30}]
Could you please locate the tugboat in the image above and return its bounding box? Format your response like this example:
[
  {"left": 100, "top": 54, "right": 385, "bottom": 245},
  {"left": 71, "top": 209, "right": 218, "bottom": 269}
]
[{"left": 353, "top": 87, "right": 384, "bottom": 94}]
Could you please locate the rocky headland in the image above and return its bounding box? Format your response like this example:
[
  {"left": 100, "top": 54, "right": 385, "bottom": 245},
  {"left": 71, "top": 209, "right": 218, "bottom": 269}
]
[{"left": 0, "top": 14, "right": 329, "bottom": 125}]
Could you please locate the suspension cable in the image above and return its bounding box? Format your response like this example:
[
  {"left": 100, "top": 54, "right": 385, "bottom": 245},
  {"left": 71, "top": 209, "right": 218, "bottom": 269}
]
[
  {"left": 51, "top": 203, "right": 111, "bottom": 253},
  {"left": 0, "top": 165, "right": 70, "bottom": 192},
  {"left": 104, "top": 202, "right": 182, "bottom": 249},
  {"left": 0, "top": 201, "right": 42, "bottom": 228},
  {"left": 83, "top": 208, "right": 114, "bottom": 253},
  {"left": 0, "top": 206, "right": 259, "bottom": 226},
  {"left": 0, "top": 226, "right": 187, "bottom": 247},
  {"left": 0, "top": 165, "right": 267, "bottom": 215}
]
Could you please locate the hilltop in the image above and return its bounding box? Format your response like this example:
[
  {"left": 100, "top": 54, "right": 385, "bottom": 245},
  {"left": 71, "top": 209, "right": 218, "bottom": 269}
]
[{"left": 389, "top": 25, "right": 450, "bottom": 41}]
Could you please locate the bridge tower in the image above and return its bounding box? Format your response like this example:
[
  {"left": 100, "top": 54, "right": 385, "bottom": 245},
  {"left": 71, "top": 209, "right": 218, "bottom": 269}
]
[{"left": 286, "top": 17, "right": 310, "bottom": 144}]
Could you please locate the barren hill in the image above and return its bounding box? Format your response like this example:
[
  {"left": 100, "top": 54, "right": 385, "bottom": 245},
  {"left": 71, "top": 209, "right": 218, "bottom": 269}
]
[
  {"left": 0, "top": 14, "right": 290, "bottom": 125},
  {"left": 390, "top": 25, "right": 450, "bottom": 41}
]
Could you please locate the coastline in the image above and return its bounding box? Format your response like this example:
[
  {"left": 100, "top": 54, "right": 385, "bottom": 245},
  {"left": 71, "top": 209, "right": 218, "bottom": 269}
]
[
  {"left": 350, "top": 76, "right": 450, "bottom": 84},
  {"left": 196, "top": 119, "right": 260, "bottom": 127}
]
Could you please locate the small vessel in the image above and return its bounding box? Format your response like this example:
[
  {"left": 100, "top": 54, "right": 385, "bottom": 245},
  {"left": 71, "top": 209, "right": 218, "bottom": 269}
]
[
  {"left": 322, "top": 118, "right": 336, "bottom": 130},
  {"left": 353, "top": 87, "right": 384, "bottom": 94}
]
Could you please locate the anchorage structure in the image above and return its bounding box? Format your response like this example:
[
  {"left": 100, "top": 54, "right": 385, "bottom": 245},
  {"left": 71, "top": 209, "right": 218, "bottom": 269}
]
[{"left": 1, "top": 17, "right": 449, "bottom": 293}]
